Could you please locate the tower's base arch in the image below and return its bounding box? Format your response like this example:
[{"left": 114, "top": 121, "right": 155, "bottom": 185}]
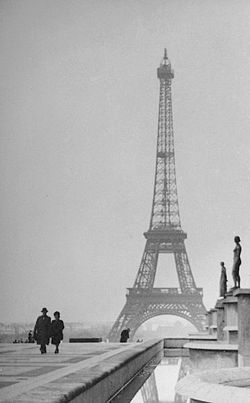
[{"left": 108, "top": 288, "right": 207, "bottom": 341}]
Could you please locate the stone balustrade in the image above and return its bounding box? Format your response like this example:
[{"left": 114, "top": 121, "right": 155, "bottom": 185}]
[
  {"left": 207, "top": 290, "right": 241, "bottom": 344},
  {"left": 215, "top": 299, "right": 224, "bottom": 341},
  {"left": 222, "top": 295, "right": 238, "bottom": 344},
  {"left": 234, "top": 289, "right": 250, "bottom": 366},
  {"left": 176, "top": 288, "right": 250, "bottom": 402},
  {"left": 189, "top": 289, "right": 250, "bottom": 362},
  {"left": 207, "top": 308, "right": 217, "bottom": 336}
]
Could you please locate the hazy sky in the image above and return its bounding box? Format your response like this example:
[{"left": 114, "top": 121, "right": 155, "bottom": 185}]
[{"left": 1, "top": 0, "right": 250, "bottom": 324}]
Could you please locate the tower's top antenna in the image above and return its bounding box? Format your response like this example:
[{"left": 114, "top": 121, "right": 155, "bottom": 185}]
[
  {"left": 161, "top": 48, "right": 169, "bottom": 65},
  {"left": 157, "top": 48, "right": 174, "bottom": 79}
]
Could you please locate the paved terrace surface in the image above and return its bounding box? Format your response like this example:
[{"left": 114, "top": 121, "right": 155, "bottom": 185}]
[{"left": 0, "top": 342, "right": 131, "bottom": 402}]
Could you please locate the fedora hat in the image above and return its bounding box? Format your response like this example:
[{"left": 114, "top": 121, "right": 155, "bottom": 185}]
[{"left": 41, "top": 307, "right": 48, "bottom": 313}]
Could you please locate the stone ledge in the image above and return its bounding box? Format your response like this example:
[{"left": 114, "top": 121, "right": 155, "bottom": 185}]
[
  {"left": 188, "top": 334, "right": 216, "bottom": 341},
  {"left": 164, "top": 348, "right": 189, "bottom": 357},
  {"left": 183, "top": 342, "right": 238, "bottom": 351},
  {"left": 222, "top": 296, "right": 237, "bottom": 304},
  {"left": 223, "top": 325, "right": 238, "bottom": 332},
  {"left": 233, "top": 288, "right": 250, "bottom": 297},
  {"left": 176, "top": 366, "right": 250, "bottom": 403},
  {"left": 164, "top": 338, "right": 189, "bottom": 348}
]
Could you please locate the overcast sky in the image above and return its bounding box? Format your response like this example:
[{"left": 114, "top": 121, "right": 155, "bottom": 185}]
[{"left": 1, "top": 0, "right": 250, "bottom": 325}]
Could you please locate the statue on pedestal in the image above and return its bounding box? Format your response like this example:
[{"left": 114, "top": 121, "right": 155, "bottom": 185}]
[
  {"left": 232, "top": 235, "right": 242, "bottom": 289},
  {"left": 219, "top": 261, "right": 227, "bottom": 298}
]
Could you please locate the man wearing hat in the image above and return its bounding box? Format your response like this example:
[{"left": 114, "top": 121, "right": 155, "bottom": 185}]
[{"left": 33, "top": 308, "right": 51, "bottom": 354}]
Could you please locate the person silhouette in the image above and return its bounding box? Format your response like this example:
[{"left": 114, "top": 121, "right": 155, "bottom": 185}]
[
  {"left": 33, "top": 308, "right": 51, "bottom": 354},
  {"left": 120, "top": 328, "right": 130, "bottom": 343},
  {"left": 28, "top": 330, "right": 33, "bottom": 343},
  {"left": 50, "top": 311, "right": 64, "bottom": 354}
]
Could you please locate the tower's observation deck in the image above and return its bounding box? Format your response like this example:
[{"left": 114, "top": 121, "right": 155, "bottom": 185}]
[{"left": 157, "top": 49, "right": 174, "bottom": 80}]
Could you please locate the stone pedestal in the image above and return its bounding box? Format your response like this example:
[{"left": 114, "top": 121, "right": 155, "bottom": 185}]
[
  {"left": 222, "top": 296, "right": 238, "bottom": 344},
  {"left": 234, "top": 288, "right": 250, "bottom": 366},
  {"left": 183, "top": 342, "right": 238, "bottom": 372},
  {"left": 205, "top": 310, "right": 212, "bottom": 334},
  {"left": 215, "top": 299, "right": 225, "bottom": 341},
  {"left": 204, "top": 311, "right": 209, "bottom": 333},
  {"left": 207, "top": 308, "right": 217, "bottom": 336}
]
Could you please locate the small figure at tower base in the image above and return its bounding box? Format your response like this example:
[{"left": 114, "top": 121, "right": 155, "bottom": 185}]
[{"left": 120, "top": 328, "right": 130, "bottom": 343}]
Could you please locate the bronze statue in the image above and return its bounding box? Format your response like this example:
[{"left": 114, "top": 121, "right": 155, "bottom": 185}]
[
  {"left": 219, "top": 261, "right": 227, "bottom": 297},
  {"left": 232, "top": 235, "right": 242, "bottom": 288}
]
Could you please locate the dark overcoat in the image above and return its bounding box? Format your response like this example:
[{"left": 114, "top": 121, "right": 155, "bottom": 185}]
[
  {"left": 120, "top": 329, "right": 130, "bottom": 342},
  {"left": 50, "top": 319, "right": 64, "bottom": 345},
  {"left": 33, "top": 315, "right": 51, "bottom": 345}
]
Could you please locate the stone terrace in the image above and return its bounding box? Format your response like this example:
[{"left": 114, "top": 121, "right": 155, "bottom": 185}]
[{"left": 0, "top": 339, "right": 163, "bottom": 402}]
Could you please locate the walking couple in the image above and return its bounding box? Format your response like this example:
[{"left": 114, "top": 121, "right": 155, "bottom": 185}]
[{"left": 33, "top": 308, "right": 64, "bottom": 354}]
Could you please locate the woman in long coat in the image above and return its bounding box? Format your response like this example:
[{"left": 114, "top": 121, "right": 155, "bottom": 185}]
[
  {"left": 33, "top": 308, "right": 51, "bottom": 354},
  {"left": 50, "top": 311, "right": 64, "bottom": 354}
]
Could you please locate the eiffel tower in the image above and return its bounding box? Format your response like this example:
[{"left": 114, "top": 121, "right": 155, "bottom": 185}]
[{"left": 108, "top": 49, "right": 207, "bottom": 342}]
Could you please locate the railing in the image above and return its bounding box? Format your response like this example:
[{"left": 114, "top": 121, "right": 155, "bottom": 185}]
[
  {"left": 153, "top": 288, "right": 181, "bottom": 294},
  {"left": 127, "top": 287, "right": 203, "bottom": 296}
]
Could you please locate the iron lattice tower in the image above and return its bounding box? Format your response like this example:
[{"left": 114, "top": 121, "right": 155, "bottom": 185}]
[{"left": 108, "top": 50, "right": 206, "bottom": 342}]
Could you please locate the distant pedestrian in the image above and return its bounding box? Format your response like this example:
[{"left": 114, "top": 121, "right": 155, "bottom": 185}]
[
  {"left": 28, "top": 330, "right": 33, "bottom": 343},
  {"left": 120, "top": 328, "right": 130, "bottom": 343},
  {"left": 50, "top": 311, "right": 64, "bottom": 354},
  {"left": 33, "top": 308, "right": 51, "bottom": 354}
]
